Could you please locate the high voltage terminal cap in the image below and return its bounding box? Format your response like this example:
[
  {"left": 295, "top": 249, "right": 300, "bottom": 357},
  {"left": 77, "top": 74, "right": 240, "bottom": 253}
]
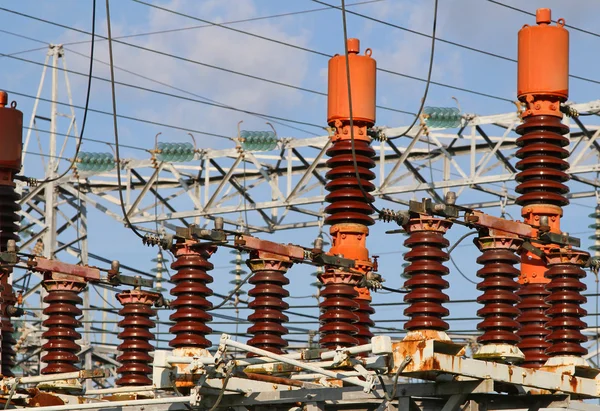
[{"left": 518, "top": 8, "right": 569, "bottom": 104}]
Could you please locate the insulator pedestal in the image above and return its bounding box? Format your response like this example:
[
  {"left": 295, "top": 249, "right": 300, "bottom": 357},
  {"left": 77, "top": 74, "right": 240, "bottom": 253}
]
[
  {"left": 544, "top": 250, "right": 589, "bottom": 362},
  {"left": 473, "top": 236, "right": 524, "bottom": 363},
  {"left": 246, "top": 257, "right": 292, "bottom": 356},
  {"left": 169, "top": 242, "right": 215, "bottom": 350},
  {"left": 41, "top": 277, "right": 86, "bottom": 375},
  {"left": 402, "top": 217, "right": 452, "bottom": 341},
  {"left": 115, "top": 289, "right": 160, "bottom": 387}
]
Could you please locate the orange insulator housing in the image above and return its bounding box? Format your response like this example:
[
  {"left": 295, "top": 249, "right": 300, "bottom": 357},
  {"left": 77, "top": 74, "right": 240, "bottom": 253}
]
[
  {"left": 0, "top": 91, "right": 23, "bottom": 172},
  {"left": 327, "top": 38, "right": 376, "bottom": 127},
  {"left": 518, "top": 8, "right": 569, "bottom": 103}
]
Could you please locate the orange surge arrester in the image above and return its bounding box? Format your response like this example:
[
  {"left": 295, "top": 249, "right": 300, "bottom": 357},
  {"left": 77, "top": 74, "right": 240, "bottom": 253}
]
[
  {"left": 0, "top": 90, "right": 23, "bottom": 377},
  {"left": 515, "top": 8, "right": 571, "bottom": 368},
  {"left": 319, "top": 38, "right": 377, "bottom": 348}
]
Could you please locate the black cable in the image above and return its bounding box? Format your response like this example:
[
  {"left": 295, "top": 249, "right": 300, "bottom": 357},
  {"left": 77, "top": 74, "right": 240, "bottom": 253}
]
[
  {"left": 35, "top": 0, "right": 95, "bottom": 185},
  {"left": 380, "top": 285, "right": 408, "bottom": 294},
  {"left": 207, "top": 363, "right": 234, "bottom": 411},
  {"left": 339, "top": 0, "right": 381, "bottom": 215},
  {"left": 209, "top": 271, "right": 254, "bottom": 311},
  {"left": 105, "top": 0, "right": 145, "bottom": 241},
  {"left": 448, "top": 231, "right": 477, "bottom": 255},
  {"left": 449, "top": 254, "right": 477, "bottom": 285},
  {"left": 0, "top": 6, "right": 514, "bottom": 107},
  {"left": 385, "top": 0, "right": 438, "bottom": 141}
]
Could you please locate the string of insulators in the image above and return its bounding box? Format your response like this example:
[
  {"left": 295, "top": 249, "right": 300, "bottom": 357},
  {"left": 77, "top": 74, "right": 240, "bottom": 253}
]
[
  {"left": 151, "top": 251, "right": 168, "bottom": 293},
  {"left": 311, "top": 266, "right": 324, "bottom": 290},
  {"left": 76, "top": 152, "right": 115, "bottom": 172},
  {"left": 229, "top": 249, "right": 248, "bottom": 305},
  {"left": 588, "top": 206, "right": 600, "bottom": 258},
  {"left": 240, "top": 130, "right": 278, "bottom": 152},
  {"left": 423, "top": 107, "right": 462, "bottom": 128},
  {"left": 156, "top": 142, "right": 195, "bottom": 162}
]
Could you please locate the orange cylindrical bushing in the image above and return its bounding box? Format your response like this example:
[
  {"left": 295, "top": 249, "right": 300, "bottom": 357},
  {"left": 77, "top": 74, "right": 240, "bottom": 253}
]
[
  {"left": 518, "top": 8, "right": 569, "bottom": 102},
  {"left": 327, "top": 38, "right": 376, "bottom": 127},
  {"left": 0, "top": 91, "right": 23, "bottom": 172}
]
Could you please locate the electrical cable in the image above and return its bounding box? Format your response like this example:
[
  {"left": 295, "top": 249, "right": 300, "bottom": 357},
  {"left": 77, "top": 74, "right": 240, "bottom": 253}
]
[
  {"left": 449, "top": 254, "right": 478, "bottom": 285},
  {"left": 339, "top": 0, "right": 382, "bottom": 215},
  {"left": 0, "top": 6, "right": 515, "bottom": 106},
  {"left": 380, "top": 285, "right": 408, "bottom": 294},
  {"left": 34, "top": 0, "right": 95, "bottom": 185},
  {"left": 105, "top": 0, "right": 145, "bottom": 241},
  {"left": 207, "top": 363, "right": 234, "bottom": 411},
  {"left": 448, "top": 231, "right": 477, "bottom": 254},
  {"left": 384, "top": 0, "right": 438, "bottom": 141},
  {"left": 209, "top": 271, "right": 254, "bottom": 311}
]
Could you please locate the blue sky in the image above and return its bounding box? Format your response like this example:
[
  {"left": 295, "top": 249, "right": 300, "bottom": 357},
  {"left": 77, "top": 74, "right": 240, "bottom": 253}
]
[{"left": 3, "top": 0, "right": 600, "bottom": 350}]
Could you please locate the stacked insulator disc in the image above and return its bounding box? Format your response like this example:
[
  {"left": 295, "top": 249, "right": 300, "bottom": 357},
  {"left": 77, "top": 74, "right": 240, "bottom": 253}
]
[
  {"left": 423, "top": 107, "right": 462, "bottom": 128},
  {"left": 588, "top": 206, "right": 600, "bottom": 258},
  {"left": 474, "top": 239, "right": 521, "bottom": 347},
  {"left": 515, "top": 115, "right": 570, "bottom": 207},
  {"left": 545, "top": 252, "right": 589, "bottom": 357},
  {"left": 115, "top": 290, "right": 159, "bottom": 386},
  {"left": 311, "top": 266, "right": 324, "bottom": 291},
  {"left": 229, "top": 249, "right": 248, "bottom": 305},
  {"left": 240, "top": 131, "right": 278, "bottom": 152},
  {"left": 353, "top": 290, "right": 374, "bottom": 345},
  {"left": 516, "top": 283, "right": 551, "bottom": 368},
  {"left": 41, "top": 278, "right": 86, "bottom": 374},
  {"left": 319, "top": 282, "right": 359, "bottom": 348},
  {"left": 246, "top": 258, "right": 291, "bottom": 355},
  {"left": 402, "top": 218, "right": 452, "bottom": 332},
  {"left": 76, "top": 152, "right": 115, "bottom": 172},
  {"left": 156, "top": 142, "right": 195, "bottom": 162},
  {"left": 0, "top": 184, "right": 19, "bottom": 378},
  {"left": 151, "top": 251, "right": 168, "bottom": 293},
  {"left": 169, "top": 245, "right": 215, "bottom": 349},
  {"left": 0, "top": 281, "right": 16, "bottom": 378},
  {"left": 324, "top": 139, "right": 376, "bottom": 226}
]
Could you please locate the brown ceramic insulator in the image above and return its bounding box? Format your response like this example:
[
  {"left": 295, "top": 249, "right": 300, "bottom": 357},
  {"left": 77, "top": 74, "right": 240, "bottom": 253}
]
[
  {"left": 515, "top": 115, "right": 570, "bottom": 207},
  {"left": 0, "top": 279, "right": 16, "bottom": 377},
  {"left": 319, "top": 283, "right": 360, "bottom": 349},
  {"left": 115, "top": 290, "right": 159, "bottom": 386},
  {"left": 324, "top": 140, "right": 376, "bottom": 226},
  {"left": 545, "top": 261, "right": 588, "bottom": 357},
  {"left": 475, "top": 248, "right": 521, "bottom": 346},
  {"left": 402, "top": 222, "right": 451, "bottom": 331},
  {"left": 246, "top": 259, "right": 292, "bottom": 356},
  {"left": 516, "top": 283, "right": 551, "bottom": 368},
  {"left": 169, "top": 247, "right": 215, "bottom": 349},
  {"left": 354, "top": 293, "right": 374, "bottom": 345},
  {"left": 41, "top": 279, "right": 86, "bottom": 374},
  {"left": 0, "top": 185, "right": 19, "bottom": 251}
]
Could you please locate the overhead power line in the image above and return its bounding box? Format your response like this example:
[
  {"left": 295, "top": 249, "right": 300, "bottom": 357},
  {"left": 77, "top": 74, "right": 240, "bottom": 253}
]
[
  {"left": 5, "top": 89, "right": 233, "bottom": 140},
  {"left": 129, "top": 0, "right": 514, "bottom": 104},
  {"left": 0, "top": 30, "right": 321, "bottom": 136},
  {"left": 312, "top": 0, "right": 600, "bottom": 87},
  {"left": 2, "top": 51, "right": 325, "bottom": 131},
  {"left": 0, "top": 6, "right": 512, "bottom": 106}
]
